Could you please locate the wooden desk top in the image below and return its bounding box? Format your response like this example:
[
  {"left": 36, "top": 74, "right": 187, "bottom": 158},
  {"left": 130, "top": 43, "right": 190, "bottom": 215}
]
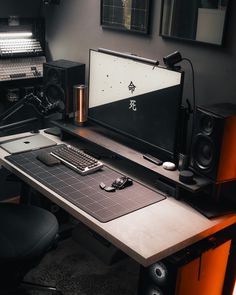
[{"left": 0, "top": 130, "right": 235, "bottom": 267}]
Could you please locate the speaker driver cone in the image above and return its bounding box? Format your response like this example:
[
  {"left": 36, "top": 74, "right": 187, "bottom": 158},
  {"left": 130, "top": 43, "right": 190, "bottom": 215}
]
[
  {"left": 44, "top": 83, "right": 65, "bottom": 112},
  {"left": 192, "top": 134, "right": 215, "bottom": 171},
  {"left": 199, "top": 114, "right": 214, "bottom": 134},
  {"left": 145, "top": 284, "right": 163, "bottom": 295},
  {"left": 46, "top": 68, "right": 61, "bottom": 84},
  {"left": 148, "top": 262, "right": 168, "bottom": 286}
]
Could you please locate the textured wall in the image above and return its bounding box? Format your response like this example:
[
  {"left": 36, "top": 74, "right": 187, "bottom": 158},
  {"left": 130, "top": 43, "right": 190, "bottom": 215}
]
[
  {"left": 0, "top": 0, "right": 42, "bottom": 17},
  {"left": 1, "top": 0, "right": 236, "bottom": 106},
  {"left": 0, "top": 0, "right": 42, "bottom": 200},
  {"left": 42, "top": 0, "right": 236, "bottom": 107}
]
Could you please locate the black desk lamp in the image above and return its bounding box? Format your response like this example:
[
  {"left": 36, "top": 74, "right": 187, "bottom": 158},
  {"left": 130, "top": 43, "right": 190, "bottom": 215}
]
[
  {"left": 163, "top": 51, "right": 196, "bottom": 174},
  {"left": 163, "top": 51, "right": 183, "bottom": 69}
]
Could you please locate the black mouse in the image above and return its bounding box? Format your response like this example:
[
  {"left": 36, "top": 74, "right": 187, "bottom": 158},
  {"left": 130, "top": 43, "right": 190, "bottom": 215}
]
[
  {"left": 36, "top": 152, "right": 61, "bottom": 166},
  {"left": 112, "top": 176, "right": 133, "bottom": 190}
]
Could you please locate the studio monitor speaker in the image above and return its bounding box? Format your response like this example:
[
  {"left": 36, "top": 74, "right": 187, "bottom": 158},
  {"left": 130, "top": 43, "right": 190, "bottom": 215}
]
[
  {"left": 43, "top": 59, "right": 85, "bottom": 119},
  {"left": 191, "top": 103, "right": 236, "bottom": 182}
]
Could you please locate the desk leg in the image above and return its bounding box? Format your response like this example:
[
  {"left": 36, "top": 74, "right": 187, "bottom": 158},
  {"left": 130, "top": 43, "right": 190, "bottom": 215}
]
[
  {"left": 223, "top": 229, "right": 236, "bottom": 295},
  {"left": 20, "top": 182, "right": 33, "bottom": 204},
  {"left": 137, "top": 226, "right": 235, "bottom": 295},
  {"left": 19, "top": 182, "right": 42, "bottom": 206}
]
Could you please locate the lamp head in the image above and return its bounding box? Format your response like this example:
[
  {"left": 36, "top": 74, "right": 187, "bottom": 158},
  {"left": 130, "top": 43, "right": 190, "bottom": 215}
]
[
  {"left": 163, "top": 51, "right": 182, "bottom": 68},
  {"left": 43, "top": 0, "right": 60, "bottom": 4}
]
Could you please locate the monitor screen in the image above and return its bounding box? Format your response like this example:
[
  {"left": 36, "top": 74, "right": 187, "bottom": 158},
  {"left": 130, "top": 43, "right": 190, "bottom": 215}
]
[{"left": 88, "top": 49, "right": 184, "bottom": 162}]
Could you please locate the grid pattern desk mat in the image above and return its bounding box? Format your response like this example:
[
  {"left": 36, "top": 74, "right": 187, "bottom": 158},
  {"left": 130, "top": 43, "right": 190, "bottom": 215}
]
[{"left": 6, "top": 145, "right": 165, "bottom": 222}]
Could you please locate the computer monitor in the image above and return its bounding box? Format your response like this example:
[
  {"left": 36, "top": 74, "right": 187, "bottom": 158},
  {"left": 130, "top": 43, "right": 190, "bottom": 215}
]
[{"left": 88, "top": 49, "right": 184, "bottom": 162}]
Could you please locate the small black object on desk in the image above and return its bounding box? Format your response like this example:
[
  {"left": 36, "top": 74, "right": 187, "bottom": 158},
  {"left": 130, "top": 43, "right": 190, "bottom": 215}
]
[
  {"left": 112, "top": 176, "right": 133, "bottom": 190},
  {"left": 179, "top": 170, "right": 195, "bottom": 184},
  {"left": 143, "top": 153, "right": 163, "bottom": 166},
  {"left": 36, "top": 151, "right": 61, "bottom": 166},
  {"left": 99, "top": 176, "right": 133, "bottom": 192}
]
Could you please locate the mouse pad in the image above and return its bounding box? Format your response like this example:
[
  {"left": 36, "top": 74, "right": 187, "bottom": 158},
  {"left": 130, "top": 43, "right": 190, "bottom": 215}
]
[{"left": 6, "top": 145, "right": 165, "bottom": 222}]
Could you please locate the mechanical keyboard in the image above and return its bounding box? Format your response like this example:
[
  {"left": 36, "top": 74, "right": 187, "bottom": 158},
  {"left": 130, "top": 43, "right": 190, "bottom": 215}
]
[
  {"left": 50, "top": 145, "right": 103, "bottom": 175},
  {"left": 0, "top": 56, "right": 45, "bottom": 81},
  {"left": 0, "top": 38, "right": 43, "bottom": 57}
]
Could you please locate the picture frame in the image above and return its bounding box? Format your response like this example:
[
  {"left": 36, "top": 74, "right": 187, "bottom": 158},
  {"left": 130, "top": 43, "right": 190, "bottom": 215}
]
[
  {"left": 100, "top": 0, "right": 151, "bottom": 34},
  {"left": 160, "top": 0, "right": 230, "bottom": 46}
]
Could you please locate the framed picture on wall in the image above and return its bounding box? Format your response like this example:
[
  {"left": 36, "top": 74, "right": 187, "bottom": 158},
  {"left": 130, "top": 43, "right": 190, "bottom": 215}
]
[
  {"left": 160, "top": 0, "right": 230, "bottom": 46},
  {"left": 100, "top": 0, "right": 151, "bottom": 34}
]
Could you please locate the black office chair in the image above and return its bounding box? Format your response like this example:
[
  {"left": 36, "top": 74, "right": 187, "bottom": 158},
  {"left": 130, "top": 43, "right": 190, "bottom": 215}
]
[{"left": 0, "top": 202, "right": 62, "bottom": 294}]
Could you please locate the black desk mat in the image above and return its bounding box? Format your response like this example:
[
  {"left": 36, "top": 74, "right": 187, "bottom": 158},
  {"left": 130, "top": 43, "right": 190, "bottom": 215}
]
[{"left": 6, "top": 145, "right": 165, "bottom": 222}]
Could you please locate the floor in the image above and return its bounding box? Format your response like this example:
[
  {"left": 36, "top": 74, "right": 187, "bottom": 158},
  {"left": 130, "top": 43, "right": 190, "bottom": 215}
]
[{"left": 25, "top": 237, "right": 140, "bottom": 295}]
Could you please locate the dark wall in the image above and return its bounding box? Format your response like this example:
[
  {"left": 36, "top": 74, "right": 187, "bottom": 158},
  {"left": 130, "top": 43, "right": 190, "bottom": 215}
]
[
  {"left": 0, "top": 0, "right": 42, "bottom": 200},
  {"left": 42, "top": 0, "right": 236, "bottom": 107},
  {"left": 0, "top": 0, "right": 42, "bottom": 18},
  {"left": 1, "top": 0, "right": 236, "bottom": 107}
]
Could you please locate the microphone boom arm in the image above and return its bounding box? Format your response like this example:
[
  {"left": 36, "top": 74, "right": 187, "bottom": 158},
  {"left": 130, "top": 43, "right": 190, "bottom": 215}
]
[{"left": 0, "top": 93, "right": 56, "bottom": 123}]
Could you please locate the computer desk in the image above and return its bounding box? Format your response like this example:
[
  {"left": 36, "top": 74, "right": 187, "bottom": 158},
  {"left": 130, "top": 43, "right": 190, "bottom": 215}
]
[
  {"left": 0, "top": 129, "right": 235, "bottom": 270},
  {"left": 0, "top": 128, "right": 236, "bottom": 295}
]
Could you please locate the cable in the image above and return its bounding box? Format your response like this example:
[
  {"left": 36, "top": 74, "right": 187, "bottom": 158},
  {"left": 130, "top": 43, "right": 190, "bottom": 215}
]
[
  {"left": 182, "top": 57, "right": 196, "bottom": 157},
  {"left": 163, "top": 52, "right": 196, "bottom": 160}
]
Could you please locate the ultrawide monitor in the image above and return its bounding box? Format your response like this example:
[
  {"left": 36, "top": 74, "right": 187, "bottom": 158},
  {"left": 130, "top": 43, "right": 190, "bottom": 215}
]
[{"left": 88, "top": 49, "right": 184, "bottom": 162}]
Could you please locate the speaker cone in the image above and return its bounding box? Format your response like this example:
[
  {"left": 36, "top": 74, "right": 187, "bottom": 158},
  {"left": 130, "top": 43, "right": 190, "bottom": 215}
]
[
  {"left": 192, "top": 134, "right": 215, "bottom": 171},
  {"left": 148, "top": 262, "right": 168, "bottom": 286},
  {"left": 199, "top": 114, "right": 214, "bottom": 134},
  {"left": 44, "top": 83, "right": 65, "bottom": 112},
  {"left": 145, "top": 284, "right": 163, "bottom": 295},
  {"left": 46, "top": 68, "right": 61, "bottom": 84}
]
